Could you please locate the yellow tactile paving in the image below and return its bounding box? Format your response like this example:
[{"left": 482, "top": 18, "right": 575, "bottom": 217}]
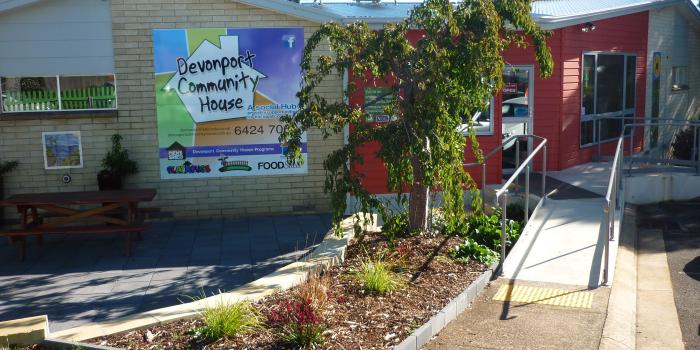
[{"left": 492, "top": 285, "right": 594, "bottom": 309}]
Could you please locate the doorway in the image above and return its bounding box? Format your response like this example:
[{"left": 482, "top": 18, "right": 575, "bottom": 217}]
[{"left": 501, "top": 65, "right": 534, "bottom": 172}]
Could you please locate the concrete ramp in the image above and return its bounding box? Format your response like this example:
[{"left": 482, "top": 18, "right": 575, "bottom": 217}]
[{"left": 502, "top": 198, "right": 619, "bottom": 288}]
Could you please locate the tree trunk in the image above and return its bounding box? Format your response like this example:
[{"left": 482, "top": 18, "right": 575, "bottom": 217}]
[{"left": 408, "top": 137, "right": 430, "bottom": 233}]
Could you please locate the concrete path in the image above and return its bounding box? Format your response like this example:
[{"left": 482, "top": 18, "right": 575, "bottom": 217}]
[
  {"left": 637, "top": 202, "right": 699, "bottom": 349},
  {"left": 423, "top": 279, "right": 610, "bottom": 350},
  {"left": 502, "top": 197, "right": 617, "bottom": 288},
  {"left": 0, "top": 214, "right": 331, "bottom": 332}
]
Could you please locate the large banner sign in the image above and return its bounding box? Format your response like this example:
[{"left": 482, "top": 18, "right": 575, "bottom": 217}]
[{"left": 153, "top": 28, "right": 307, "bottom": 179}]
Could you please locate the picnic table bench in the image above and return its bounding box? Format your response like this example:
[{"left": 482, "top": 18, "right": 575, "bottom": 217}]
[{"left": 0, "top": 189, "right": 156, "bottom": 261}]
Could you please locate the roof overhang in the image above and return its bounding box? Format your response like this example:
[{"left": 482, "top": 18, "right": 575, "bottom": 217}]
[
  {"left": 235, "top": 0, "right": 340, "bottom": 23},
  {"left": 533, "top": 0, "right": 689, "bottom": 30},
  {"left": 0, "top": 0, "right": 43, "bottom": 14}
]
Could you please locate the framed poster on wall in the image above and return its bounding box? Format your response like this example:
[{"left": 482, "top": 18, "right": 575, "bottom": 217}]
[
  {"left": 153, "top": 28, "right": 307, "bottom": 179},
  {"left": 42, "top": 131, "right": 83, "bottom": 170}
]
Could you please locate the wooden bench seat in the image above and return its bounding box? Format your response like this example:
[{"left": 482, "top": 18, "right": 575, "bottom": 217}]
[{"left": 0, "top": 224, "right": 148, "bottom": 261}]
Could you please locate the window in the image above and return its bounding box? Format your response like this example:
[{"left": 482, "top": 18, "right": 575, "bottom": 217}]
[
  {"left": 0, "top": 75, "right": 117, "bottom": 113},
  {"left": 671, "top": 66, "right": 689, "bottom": 91},
  {"left": 460, "top": 99, "right": 494, "bottom": 135},
  {"left": 580, "top": 53, "right": 636, "bottom": 146}
]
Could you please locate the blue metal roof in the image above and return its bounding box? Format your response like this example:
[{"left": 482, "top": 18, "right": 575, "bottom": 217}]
[{"left": 238, "top": 0, "right": 698, "bottom": 29}]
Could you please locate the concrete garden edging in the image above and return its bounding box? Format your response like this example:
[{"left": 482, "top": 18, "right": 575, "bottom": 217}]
[
  {"left": 394, "top": 261, "right": 500, "bottom": 350},
  {"left": 49, "top": 213, "right": 377, "bottom": 342}
]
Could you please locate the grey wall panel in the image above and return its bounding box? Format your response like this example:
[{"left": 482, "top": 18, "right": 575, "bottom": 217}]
[
  {"left": 0, "top": 0, "right": 114, "bottom": 76},
  {"left": 0, "top": 22, "right": 112, "bottom": 41},
  {"left": 0, "top": 57, "right": 115, "bottom": 76}
]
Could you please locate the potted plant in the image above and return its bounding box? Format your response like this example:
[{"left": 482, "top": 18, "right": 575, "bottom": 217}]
[
  {"left": 0, "top": 159, "right": 18, "bottom": 227},
  {"left": 98, "top": 134, "right": 138, "bottom": 190}
]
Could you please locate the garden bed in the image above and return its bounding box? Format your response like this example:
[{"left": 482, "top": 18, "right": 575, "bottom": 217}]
[{"left": 85, "top": 231, "right": 487, "bottom": 349}]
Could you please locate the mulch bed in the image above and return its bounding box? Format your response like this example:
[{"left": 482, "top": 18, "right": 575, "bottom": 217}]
[{"left": 86, "top": 231, "right": 486, "bottom": 349}]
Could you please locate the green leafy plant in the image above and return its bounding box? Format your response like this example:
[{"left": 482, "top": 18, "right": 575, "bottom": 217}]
[
  {"left": 466, "top": 208, "right": 521, "bottom": 252},
  {"left": 449, "top": 237, "right": 499, "bottom": 265},
  {"left": 506, "top": 201, "right": 527, "bottom": 224},
  {"left": 190, "top": 296, "right": 262, "bottom": 342},
  {"left": 382, "top": 211, "right": 410, "bottom": 247},
  {"left": 671, "top": 127, "right": 697, "bottom": 161},
  {"left": 0, "top": 160, "right": 18, "bottom": 176},
  {"left": 356, "top": 256, "right": 400, "bottom": 294},
  {"left": 280, "top": 0, "right": 553, "bottom": 236},
  {"left": 101, "top": 134, "right": 138, "bottom": 177}
]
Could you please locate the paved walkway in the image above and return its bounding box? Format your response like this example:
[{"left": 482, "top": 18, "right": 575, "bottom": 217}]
[
  {"left": 424, "top": 279, "right": 610, "bottom": 350},
  {"left": 502, "top": 162, "right": 618, "bottom": 288},
  {"left": 638, "top": 202, "right": 699, "bottom": 349},
  {"left": 0, "top": 214, "right": 331, "bottom": 332}
]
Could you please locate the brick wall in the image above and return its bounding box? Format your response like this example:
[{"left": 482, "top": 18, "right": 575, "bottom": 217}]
[{"left": 0, "top": 0, "right": 343, "bottom": 219}]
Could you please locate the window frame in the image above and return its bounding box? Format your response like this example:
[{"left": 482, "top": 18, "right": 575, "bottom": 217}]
[
  {"left": 459, "top": 97, "right": 495, "bottom": 136},
  {"left": 0, "top": 74, "right": 118, "bottom": 114},
  {"left": 671, "top": 66, "right": 689, "bottom": 91},
  {"left": 579, "top": 52, "right": 637, "bottom": 148}
]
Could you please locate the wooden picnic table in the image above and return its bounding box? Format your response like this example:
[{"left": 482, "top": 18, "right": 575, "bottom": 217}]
[{"left": 0, "top": 189, "right": 156, "bottom": 261}]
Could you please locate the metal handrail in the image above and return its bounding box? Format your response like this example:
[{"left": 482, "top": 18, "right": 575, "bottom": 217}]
[
  {"left": 464, "top": 134, "right": 548, "bottom": 272},
  {"left": 600, "top": 119, "right": 699, "bottom": 285}
]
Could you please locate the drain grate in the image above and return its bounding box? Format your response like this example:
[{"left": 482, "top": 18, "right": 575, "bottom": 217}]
[{"left": 492, "top": 285, "right": 593, "bottom": 308}]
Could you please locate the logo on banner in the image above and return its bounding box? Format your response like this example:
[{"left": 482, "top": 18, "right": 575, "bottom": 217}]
[
  {"left": 167, "top": 161, "right": 211, "bottom": 174},
  {"left": 218, "top": 156, "right": 252, "bottom": 172}
]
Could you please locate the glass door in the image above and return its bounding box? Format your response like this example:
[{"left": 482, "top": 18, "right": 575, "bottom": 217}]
[{"left": 501, "top": 65, "right": 534, "bottom": 171}]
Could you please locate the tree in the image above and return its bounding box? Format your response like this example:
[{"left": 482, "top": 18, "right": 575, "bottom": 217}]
[{"left": 281, "top": 0, "right": 553, "bottom": 235}]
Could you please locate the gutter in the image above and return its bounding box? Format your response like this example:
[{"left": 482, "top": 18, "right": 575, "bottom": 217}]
[
  {"left": 533, "top": 0, "right": 686, "bottom": 30},
  {"left": 235, "top": 0, "right": 342, "bottom": 23}
]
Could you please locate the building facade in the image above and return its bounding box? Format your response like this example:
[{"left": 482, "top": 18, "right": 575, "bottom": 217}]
[{"left": 0, "top": 0, "right": 698, "bottom": 217}]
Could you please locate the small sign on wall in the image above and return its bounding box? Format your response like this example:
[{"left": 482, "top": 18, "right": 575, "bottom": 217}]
[
  {"left": 42, "top": 131, "right": 83, "bottom": 169},
  {"left": 503, "top": 83, "right": 518, "bottom": 94}
]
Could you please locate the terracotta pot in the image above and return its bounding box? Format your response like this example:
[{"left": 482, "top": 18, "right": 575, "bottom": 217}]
[{"left": 97, "top": 171, "right": 123, "bottom": 191}]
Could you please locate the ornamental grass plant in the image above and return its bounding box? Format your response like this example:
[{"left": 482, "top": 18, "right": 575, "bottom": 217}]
[
  {"left": 356, "top": 256, "right": 400, "bottom": 295},
  {"left": 190, "top": 295, "right": 262, "bottom": 342}
]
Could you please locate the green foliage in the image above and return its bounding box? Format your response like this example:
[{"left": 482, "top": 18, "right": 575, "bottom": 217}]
[
  {"left": 506, "top": 201, "right": 526, "bottom": 224},
  {"left": 466, "top": 208, "right": 521, "bottom": 251},
  {"left": 281, "top": 319, "right": 325, "bottom": 348},
  {"left": 191, "top": 297, "right": 262, "bottom": 342},
  {"left": 280, "top": 0, "right": 553, "bottom": 236},
  {"left": 356, "top": 256, "right": 400, "bottom": 294},
  {"left": 449, "top": 237, "right": 499, "bottom": 265},
  {"left": 382, "top": 210, "right": 410, "bottom": 247},
  {"left": 671, "top": 127, "right": 697, "bottom": 161},
  {"left": 0, "top": 160, "right": 18, "bottom": 176},
  {"left": 101, "top": 134, "right": 138, "bottom": 177}
]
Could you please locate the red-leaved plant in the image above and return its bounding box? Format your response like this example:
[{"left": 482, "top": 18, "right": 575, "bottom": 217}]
[{"left": 268, "top": 297, "right": 326, "bottom": 348}]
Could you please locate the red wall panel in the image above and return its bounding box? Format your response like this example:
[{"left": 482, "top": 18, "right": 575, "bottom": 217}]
[{"left": 348, "top": 12, "right": 649, "bottom": 194}]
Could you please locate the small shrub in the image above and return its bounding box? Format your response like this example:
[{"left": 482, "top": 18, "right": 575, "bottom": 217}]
[
  {"left": 268, "top": 298, "right": 326, "bottom": 348},
  {"left": 191, "top": 297, "right": 262, "bottom": 342},
  {"left": 429, "top": 208, "right": 447, "bottom": 235},
  {"left": 356, "top": 256, "right": 399, "bottom": 294},
  {"left": 506, "top": 201, "right": 526, "bottom": 223},
  {"left": 671, "top": 127, "right": 697, "bottom": 161},
  {"left": 294, "top": 273, "right": 331, "bottom": 311},
  {"left": 449, "top": 237, "right": 499, "bottom": 265},
  {"left": 381, "top": 211, "right": 409, "bottom": 247},
  {"left": 465, "top": 208, "right": 521, "bottom": 252}
]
